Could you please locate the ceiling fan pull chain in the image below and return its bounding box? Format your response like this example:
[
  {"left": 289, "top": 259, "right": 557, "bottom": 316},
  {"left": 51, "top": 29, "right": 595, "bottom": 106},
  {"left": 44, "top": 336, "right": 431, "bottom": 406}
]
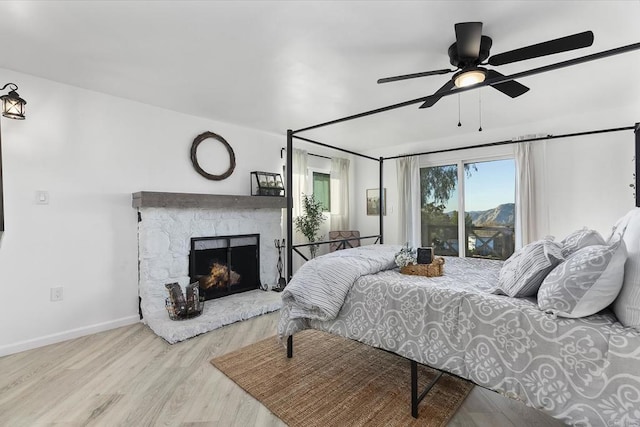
[
  {"left": 457, "top": 93, "right": 462, "bottom": 127},
  {"left": 478, "top": 89, "right": 483, "bottom": 132}
]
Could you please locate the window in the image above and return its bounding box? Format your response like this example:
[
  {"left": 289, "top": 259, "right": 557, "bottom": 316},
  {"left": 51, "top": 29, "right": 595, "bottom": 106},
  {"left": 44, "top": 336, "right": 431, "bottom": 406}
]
[
  {"left": 420, "top": 158, "right": 516, "bottom": 260},
  {"left": 420, "top": 164, "right": 459, "bottom": 256},
  {"left": 312, "top": 172, "right": 331, "bottom": 211},
  {"left": 463, "top": 159, "right": 516, "bottom": 260}
]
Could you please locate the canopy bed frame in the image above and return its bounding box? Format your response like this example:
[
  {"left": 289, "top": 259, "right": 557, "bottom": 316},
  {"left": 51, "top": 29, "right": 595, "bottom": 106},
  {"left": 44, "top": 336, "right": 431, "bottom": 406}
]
[
  {"left": 287, "top": 125, "right": 640, "bottom": 279},
  {"left": 286, "top": 123, "right": 639, "bottom": 420},
  {"left": 283, "top": 41, "right": 640, "bottom": 421}
]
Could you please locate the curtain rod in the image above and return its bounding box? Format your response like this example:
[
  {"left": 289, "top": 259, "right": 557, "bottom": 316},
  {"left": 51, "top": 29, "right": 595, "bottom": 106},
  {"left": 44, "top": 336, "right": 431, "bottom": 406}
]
[
  {"left": 382, "top": 125, "right": 636, "bottom": 161},
  {"left": 280, "top": 147, "right": 331, "bottom": 160}
]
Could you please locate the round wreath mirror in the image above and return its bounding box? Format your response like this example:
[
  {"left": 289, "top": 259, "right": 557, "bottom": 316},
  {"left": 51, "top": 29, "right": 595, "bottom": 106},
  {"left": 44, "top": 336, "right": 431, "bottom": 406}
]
[{"left": 190, "top": 131, "right": 236, "bottom": 180}]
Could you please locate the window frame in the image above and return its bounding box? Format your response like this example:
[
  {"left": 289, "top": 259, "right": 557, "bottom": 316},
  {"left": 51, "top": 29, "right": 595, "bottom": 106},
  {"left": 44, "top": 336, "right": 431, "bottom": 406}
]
[
  {"left": 419, "top": 147, "right": 515, "bottom": 258},
  {"left": 308, "top": 168, "right": 331, "bottom": 212}
]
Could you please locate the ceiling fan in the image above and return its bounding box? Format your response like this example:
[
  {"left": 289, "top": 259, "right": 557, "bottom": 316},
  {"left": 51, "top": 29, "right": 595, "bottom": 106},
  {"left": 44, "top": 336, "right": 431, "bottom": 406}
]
[{"left": 377, "top": 22, "right": 594, "bottom": 108}]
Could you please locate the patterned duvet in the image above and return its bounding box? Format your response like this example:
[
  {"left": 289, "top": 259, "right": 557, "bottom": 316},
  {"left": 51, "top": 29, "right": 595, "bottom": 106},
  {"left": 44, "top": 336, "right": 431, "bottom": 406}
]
[{"left": 278, "top": 251, "right": 640, "bottom": 426}]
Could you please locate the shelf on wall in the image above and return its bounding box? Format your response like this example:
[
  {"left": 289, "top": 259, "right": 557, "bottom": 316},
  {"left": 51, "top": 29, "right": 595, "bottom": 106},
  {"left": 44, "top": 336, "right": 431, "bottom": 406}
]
[{"left": 132, "top": 191, "right": 287, "bottom": 210}]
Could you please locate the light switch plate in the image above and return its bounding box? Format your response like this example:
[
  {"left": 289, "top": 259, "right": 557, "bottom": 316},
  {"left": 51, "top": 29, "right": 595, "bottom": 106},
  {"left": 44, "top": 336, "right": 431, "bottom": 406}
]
[{"left": 36, "top": 191, "right": 49, "bottom": 205}]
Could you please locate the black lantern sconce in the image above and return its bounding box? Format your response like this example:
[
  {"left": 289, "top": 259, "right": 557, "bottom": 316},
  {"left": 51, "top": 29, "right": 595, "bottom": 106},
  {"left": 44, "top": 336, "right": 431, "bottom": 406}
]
[
  {"left": 0, "top": 83, "right": 26, "bottom": 120},
  {"left": 0, "top": 82, "right": 27, "bottom": 231}
]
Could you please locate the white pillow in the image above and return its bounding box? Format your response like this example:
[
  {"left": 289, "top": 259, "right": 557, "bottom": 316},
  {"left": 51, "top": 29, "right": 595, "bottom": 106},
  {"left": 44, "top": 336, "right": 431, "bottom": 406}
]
[
  {"left": 611, "top": 208, "right": 640, "bottom": 329},
  {"left": 538, "top": 238, "right": 627, "bottom": 318},
  {"left": 560, "top": 227, "right": 605, "bottom": 258},
  {"left": 496, "top": 237, "right": 564, "bottom": 298}
]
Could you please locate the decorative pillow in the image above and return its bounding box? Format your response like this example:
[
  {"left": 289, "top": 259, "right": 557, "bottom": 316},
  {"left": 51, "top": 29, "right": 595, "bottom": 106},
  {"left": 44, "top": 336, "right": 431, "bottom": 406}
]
[
  {"left": 560, "top": 227, "right": 605, "bottom": 258},
  {"left": 496, "top": 237, "right": 564, "bottom": 297},
  {"left": 538, "top": 239, "right": 627, "bottom": 318},
  {"left": 611, "top": 208, "right": 640, "bottom": 329}
]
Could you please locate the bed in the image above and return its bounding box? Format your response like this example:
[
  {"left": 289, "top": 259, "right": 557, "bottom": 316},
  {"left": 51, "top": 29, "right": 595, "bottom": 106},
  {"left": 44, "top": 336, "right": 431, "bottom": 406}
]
[
  {"left": 278, "top": 240, "right": 640, "bottom": 426},
  {"left": 280, "top": 42, "right": 640, "bottom": 425}
]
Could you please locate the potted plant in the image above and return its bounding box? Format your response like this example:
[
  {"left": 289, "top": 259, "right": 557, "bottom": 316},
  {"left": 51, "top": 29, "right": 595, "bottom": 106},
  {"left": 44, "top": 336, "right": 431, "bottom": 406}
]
[{"left": 294, "top": 194, "right": 326, "bottom": 258}]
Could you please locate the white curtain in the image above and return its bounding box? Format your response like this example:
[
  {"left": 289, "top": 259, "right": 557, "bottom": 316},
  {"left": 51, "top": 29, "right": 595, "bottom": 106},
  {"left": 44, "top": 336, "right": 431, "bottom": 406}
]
[
  {"left": 291, "top": 149, "right": 309, "bottom": 271},
  {"left": 330, "top": 157, "right": 350, "bottom": 230},
  {"left": 292, "top": 149, "right": 308, "bottom": 220},
  {"left": 515, "top": 141, "right": 536, "bottom": 247},
  {"left": 397, "top": 156, "right": 421, "bottom": 248}
]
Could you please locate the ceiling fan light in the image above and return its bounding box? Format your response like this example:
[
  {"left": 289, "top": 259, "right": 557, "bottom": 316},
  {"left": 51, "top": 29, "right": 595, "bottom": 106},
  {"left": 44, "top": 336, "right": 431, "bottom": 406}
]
[{"left": 453, "top": 69, "right": 486, "bottom": 88}]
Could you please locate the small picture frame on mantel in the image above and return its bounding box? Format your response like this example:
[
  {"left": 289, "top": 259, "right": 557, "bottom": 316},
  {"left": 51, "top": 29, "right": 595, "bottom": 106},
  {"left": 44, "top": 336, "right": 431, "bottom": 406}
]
[{"left": 366, "top": 188, "right": 386, "bottom": 216}]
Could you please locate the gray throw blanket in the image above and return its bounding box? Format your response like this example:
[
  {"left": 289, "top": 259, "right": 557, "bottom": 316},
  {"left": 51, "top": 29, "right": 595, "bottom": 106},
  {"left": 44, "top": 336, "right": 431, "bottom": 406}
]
[{"left": 282, "top": 244, "right": 400, "bottom": 321}]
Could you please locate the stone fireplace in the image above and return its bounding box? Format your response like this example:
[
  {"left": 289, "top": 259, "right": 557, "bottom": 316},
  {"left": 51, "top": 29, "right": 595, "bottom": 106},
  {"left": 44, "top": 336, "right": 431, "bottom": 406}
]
[{"left": 133, "top": 192, "right": 285, "bottom": 343}]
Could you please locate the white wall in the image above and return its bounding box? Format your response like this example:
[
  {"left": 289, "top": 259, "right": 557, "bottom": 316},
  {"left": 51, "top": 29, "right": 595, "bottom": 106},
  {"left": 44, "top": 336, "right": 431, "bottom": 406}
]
[
  {"left": 542, "top": 130, "right": 634, "bottom": 237},
  {"left": 0, "top": 69, "right": 285, "bottom": 356},
  {"left": 353, "top": 109, "right": 637, "bottom": 247}
]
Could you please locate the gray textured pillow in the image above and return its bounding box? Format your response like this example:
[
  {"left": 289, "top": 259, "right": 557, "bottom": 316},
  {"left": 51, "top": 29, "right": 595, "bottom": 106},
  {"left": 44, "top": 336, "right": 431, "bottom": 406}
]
[
  {"left": 560, "top": 227, "right": 605, "bottom": 258},
  {"left": 496, "top": 237, "right": 564, "bottom": 297},
  {"left": 611, "top": 208, "right": 640, "bottom": 329},
  {"left": 538, "top": 239, "right": 627, "bottom": 318}
]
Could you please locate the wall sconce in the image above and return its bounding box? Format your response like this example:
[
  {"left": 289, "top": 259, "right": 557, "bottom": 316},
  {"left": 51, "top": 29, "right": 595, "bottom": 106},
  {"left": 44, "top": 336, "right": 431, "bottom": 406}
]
[
  {"left": 0, "top": 83, "right": 26, "bottom": 120},
  {"left": 0, "top": 82, "right": 27, "bottom": 231}
]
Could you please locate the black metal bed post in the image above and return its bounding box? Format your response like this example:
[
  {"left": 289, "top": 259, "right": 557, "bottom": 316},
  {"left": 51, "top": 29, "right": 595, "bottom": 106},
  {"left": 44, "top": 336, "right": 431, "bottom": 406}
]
[
  {"left": 636, "top": 123, "right": 639, "bottom": 208},
  {"left": 410, "top": 360, "right": 444, "bottom": 418},
  {"left": 286, "top": 130, "right": 294, "bottom": 359},
  {"left": 379, "top": 157, "right": 384, "bottom": 244},
  {"left": 286, "top": 129, "right": 293, "bottom": 282},
  {"left": 410, "top": 360, "right": 418, "bottom": 418},
  {"left": 287, "top": 335, "right": 293, "bottom": 358}
]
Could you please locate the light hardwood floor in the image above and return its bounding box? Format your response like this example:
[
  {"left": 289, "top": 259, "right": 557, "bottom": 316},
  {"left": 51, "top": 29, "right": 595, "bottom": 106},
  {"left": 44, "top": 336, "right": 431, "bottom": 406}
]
[{"left": 0, "top": 312, "right": 563, "bottom": 426}]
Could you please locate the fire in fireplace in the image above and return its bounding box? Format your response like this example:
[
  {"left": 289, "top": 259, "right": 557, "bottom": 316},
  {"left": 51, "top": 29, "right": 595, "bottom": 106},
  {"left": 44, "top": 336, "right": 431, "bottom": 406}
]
[{"left": 189, "top": 234, "right": 261, "bottom": 301}]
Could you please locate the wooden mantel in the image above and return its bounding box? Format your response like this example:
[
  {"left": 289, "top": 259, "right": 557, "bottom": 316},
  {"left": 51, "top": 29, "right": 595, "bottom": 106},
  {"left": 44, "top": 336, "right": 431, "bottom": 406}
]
[{"left": 132, "top": 191, "right": 287, "bottom": 210}]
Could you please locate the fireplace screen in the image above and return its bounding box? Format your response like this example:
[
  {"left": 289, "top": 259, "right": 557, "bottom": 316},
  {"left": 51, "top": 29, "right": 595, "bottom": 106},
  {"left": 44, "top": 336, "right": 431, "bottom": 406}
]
[{"left": 189, "top": 234, "right": 261, "bottom": 301}]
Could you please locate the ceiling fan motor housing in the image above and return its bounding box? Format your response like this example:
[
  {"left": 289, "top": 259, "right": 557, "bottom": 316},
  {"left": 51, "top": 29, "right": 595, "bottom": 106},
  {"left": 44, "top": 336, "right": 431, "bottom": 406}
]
[{"left": 448, "top": 35, "right": 493, "bottom": 69}]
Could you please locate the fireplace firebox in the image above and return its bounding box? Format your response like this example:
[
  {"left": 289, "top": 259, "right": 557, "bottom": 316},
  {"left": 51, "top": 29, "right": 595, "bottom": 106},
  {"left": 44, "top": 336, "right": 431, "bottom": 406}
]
[{"left": 189, "top": 234, "right": 261, "bottom": 301}]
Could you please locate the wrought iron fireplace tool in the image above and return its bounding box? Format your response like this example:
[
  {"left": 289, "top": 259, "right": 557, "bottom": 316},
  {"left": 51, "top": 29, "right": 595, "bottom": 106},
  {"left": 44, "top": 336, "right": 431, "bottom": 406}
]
[{"left": 273, "top": 238, "right": 286, "bottom": 292}]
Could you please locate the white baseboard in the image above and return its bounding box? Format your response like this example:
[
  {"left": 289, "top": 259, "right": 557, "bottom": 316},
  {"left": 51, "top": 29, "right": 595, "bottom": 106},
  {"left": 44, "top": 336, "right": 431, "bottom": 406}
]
[{"left": 0, "top": 315, "right": 141, "bottom": 357}]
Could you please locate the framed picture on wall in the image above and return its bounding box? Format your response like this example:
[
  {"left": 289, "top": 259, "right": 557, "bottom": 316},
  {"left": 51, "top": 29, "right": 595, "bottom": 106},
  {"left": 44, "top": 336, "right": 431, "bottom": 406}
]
[{"left": 366, "top": 188, "right": 386, "bottom": 216}]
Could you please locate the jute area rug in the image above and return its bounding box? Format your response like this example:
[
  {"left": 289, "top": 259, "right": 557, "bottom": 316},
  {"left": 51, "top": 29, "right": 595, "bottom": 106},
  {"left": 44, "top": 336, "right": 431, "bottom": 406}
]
[{"left": 211, "top": 329, "right": 473, "bottom": 426}]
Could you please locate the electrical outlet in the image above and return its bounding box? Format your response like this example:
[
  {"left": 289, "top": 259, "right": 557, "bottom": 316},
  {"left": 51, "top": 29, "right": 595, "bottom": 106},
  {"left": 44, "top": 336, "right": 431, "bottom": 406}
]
[{"left": 50, "top": 287, "right": 63, "bottom": 302}]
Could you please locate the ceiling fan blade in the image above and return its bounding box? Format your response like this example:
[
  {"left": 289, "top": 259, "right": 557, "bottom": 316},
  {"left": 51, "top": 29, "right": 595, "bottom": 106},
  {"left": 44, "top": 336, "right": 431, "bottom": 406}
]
[
  {"left": 455, "top": 22, "right": 483, "bottom": 60},
  {"left": 377, "top": 69, "right": 453, "bottom": 84},
  {"left": 486, "top": 70, "right": 530, "bottom": 98},
  {"left": 417, "top": 41, "right": 640, "bottom": 110},
  {"left": 419, "top": 80, "right": 455, "bottom": 108},
  {"left": 488, "top": 30, "right": 594, "bottom": 66}
]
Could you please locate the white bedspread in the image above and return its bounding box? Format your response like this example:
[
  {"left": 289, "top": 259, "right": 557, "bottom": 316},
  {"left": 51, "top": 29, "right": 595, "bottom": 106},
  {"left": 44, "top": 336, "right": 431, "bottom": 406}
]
[{"left": 282, "top": 244, "right": 400, "bottom": 321}]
